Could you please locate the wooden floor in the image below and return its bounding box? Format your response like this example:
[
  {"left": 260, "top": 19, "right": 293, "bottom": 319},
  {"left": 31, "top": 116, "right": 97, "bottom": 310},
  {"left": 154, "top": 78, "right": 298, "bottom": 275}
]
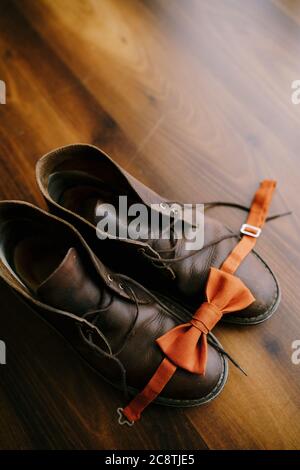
[{"left": 0, "top": 0, "right": 300, "bottom": 450}]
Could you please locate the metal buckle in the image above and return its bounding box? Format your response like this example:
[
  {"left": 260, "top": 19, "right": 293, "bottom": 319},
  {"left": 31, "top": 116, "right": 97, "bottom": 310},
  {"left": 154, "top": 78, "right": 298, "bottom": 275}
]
[
  {"left": 240, "top": 223, "right": 262, "bottom": 238},
  {"left": 117, "top": 408, "right": 135, "bottom": 426}
]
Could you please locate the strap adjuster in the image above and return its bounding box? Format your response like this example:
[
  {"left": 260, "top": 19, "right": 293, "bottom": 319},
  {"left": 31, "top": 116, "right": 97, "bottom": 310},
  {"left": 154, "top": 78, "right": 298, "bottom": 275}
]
[{"left": 240, "top": 223, "right": 262, "bottom": 238}]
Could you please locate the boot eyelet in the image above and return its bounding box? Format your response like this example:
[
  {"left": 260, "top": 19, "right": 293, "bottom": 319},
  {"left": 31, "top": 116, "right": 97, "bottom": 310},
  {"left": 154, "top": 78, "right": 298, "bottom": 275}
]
[
  {"left": 107, "top": 274, "right": 113, "bottom": 282},
  {"left": 119, "top": 283, "right": 124, "bottom": 290}
]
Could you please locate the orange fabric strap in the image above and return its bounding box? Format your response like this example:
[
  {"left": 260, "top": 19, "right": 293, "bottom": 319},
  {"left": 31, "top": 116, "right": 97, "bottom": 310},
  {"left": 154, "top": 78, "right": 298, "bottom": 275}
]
[
  {"left": 121, "top": 358, "right": 176, "bottom": 423},
  {"left": 221, "top": 180, "right": 276, "bottom": 274},
  {"left": 120, "top": 180, "right": 276, "bottom": 424}
]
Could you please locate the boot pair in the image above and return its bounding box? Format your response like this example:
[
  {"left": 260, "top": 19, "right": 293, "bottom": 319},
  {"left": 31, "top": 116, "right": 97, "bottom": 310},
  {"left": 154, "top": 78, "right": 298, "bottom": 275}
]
[{"left": 0, "top": 144, "right": 284, "bottom": 425}]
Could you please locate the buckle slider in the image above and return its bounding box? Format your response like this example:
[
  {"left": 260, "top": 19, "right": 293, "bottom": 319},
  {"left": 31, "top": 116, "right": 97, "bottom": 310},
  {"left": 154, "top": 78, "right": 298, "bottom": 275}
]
[{"left": 240, "top": 223, "right": 261, "bottom": 238}]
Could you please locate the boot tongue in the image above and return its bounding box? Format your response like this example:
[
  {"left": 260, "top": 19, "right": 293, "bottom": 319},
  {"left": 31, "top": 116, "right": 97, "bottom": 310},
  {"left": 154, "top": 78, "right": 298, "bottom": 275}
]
[{"left": 36, "top": 247, "right": 102, "bottom": 314}]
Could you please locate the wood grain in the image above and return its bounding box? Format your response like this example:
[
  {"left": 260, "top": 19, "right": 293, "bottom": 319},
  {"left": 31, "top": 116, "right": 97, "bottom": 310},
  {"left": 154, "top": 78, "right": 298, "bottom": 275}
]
[{"left": 0, "top": 0, "right": 299, "bottom": 449}]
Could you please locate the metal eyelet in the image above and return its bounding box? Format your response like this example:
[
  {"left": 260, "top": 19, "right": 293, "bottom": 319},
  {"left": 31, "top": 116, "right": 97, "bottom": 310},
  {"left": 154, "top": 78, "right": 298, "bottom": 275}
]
[
  {"left": 119, "top": 283, "right": 124, "bottom": 290},
  {"left": 107, "top": 274, "right": 113, "bottom": 282}
]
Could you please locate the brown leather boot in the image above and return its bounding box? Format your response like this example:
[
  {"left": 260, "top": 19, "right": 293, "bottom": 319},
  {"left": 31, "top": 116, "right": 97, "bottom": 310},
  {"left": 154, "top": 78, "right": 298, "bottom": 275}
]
[
  {"left": 0, "top": 201, "right": 228, "bottom": 417},
  {"left": 37, "top": 144, "right": 282, "bottom": 325}
]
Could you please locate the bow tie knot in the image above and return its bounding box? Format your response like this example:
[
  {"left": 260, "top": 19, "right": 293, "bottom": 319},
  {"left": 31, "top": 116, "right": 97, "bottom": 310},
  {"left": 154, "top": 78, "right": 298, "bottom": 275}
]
[
  {"left": 156, "top": 267, "right": 255, "bottom": 375},
  {"left": 190, "top": 302, "right": 223, "bottom": 334}
]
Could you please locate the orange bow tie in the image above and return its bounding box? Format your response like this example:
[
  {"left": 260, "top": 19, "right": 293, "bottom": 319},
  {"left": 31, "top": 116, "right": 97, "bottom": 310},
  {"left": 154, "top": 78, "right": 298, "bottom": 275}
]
[
  {"left": 156, "top": 267, "right": 255, "bottom": 374},
  {"left": 120, "top": 180, "right": 276, "bottom": 425}
]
